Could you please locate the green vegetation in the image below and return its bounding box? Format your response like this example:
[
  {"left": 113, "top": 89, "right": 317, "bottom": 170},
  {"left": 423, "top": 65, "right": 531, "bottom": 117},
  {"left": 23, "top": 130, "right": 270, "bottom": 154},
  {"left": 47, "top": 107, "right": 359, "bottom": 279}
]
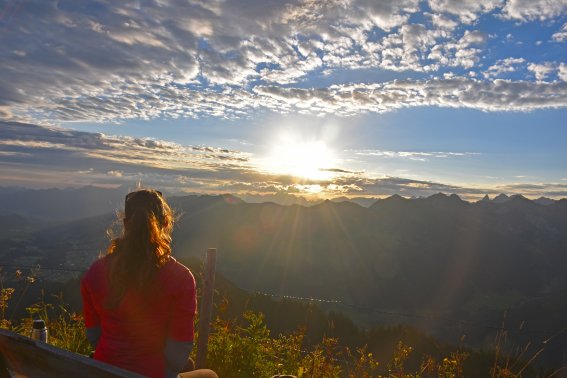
[
  {"left": 0, "top": 268, "right": 548, "bottom": 377},
  {"left": 201, "top": 303, "right": 543, "bottom": 377},
  {"left": 1, "top": 268, "right": 92, "bottom": 355}
]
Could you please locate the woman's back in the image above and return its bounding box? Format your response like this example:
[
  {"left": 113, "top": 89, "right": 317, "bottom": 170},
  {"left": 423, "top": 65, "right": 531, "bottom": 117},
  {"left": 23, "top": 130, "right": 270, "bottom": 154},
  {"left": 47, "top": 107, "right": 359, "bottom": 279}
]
[
  {"left": 82, "top": 255, "right": 196, "bottom": 377},
  {"left": 81, "top": 189, "right": 198, "bottom": 378}
]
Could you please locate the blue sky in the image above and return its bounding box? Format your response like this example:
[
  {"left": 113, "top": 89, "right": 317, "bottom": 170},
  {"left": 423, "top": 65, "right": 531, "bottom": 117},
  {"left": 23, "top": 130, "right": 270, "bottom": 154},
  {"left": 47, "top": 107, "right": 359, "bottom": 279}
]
[{"left": 1, "top": 0, "right": 566, "bottom": 201}]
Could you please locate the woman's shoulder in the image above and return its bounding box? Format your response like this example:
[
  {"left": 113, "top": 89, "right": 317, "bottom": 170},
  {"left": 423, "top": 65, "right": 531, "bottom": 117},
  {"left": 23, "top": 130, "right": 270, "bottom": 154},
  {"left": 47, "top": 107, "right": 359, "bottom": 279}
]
[
  {"left": 160, "top": 257, "right": 195, "bottom": 285},
  {"left": 89, "top": 255, "right": 110, "bottom": 271},
  {"left": 82, "top": 256, "right": 109, "bottom": 287}
]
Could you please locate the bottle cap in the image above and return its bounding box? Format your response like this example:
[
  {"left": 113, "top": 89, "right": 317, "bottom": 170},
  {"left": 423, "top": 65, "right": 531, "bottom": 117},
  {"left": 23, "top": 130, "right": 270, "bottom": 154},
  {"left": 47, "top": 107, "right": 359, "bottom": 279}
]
[{"left": 33, "top": 319, "right": 46, "bottom": 329}]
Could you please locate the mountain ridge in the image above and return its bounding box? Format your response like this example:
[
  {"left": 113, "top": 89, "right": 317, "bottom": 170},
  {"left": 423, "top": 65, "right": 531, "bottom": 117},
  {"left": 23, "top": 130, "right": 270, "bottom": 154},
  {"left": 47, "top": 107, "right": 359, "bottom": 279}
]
[{"left": 0, "top": 186, "right": 562, "bottom": 223}]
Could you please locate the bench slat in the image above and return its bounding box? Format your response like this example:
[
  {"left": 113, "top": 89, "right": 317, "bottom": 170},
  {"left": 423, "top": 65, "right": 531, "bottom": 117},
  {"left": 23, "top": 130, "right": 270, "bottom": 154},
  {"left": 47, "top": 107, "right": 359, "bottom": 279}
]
[{"left": 0, "top": 329, "right": 144, "bottom": 378}]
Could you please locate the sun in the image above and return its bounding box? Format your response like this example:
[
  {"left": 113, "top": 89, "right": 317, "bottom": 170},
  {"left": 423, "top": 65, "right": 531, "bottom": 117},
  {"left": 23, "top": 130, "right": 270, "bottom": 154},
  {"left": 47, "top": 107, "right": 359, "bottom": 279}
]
[{"left": 260, "top": 136, "right": 337, "bottom": 181}]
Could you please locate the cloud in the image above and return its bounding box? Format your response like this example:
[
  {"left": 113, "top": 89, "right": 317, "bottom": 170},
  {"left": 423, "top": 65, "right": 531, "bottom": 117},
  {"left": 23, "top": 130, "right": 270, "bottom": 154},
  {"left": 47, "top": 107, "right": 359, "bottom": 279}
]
[
  {"left": 559, "top": 63, "right": 567, "bottom": 82},
  {"left": 426, "top": 13, "right": 460, "bottom": 30},
  {"left": 107, "top": 170, "right": 123, "bottom": 177},
  {"left": 527, "top": 62, "right": 556, "bottom": 81},
  {"left": 328, "top": 176, "right": 493, "bottom": 198},
  {"left": 428, "top": 0, "right": 565, "bottom": 24},
  {"left": 552, "top": 23, "right": 567, "bottom": 42},
  {"left": 320, "top": 168, "right": 361, "bottom": 174},
  {"left": 355, "top": 0, "right": 420, "bottom": 30},
  {"left": 0, "top": 0, "right": 565, "bottom": 123},
  {"left": 500, "top": 0, "right": 567, "bottom": 21},
  {"left": 484, "top": 57, "right": 526, "bottom": 79},
  {"left": 0, "top": 106, "right": 12, "bottom": 118},
  {"left": 0, "top": 121, "right": 254, "bottom": 183},
  {"left": 254, "top": 78, "right": 567, "bottom": 114},
  {"left": 428, "top": 0, "right": 502, "bottom": 24},
  {"left": 184, "top": 173, "right": 497, "bottom": 200},
  {"left": 352, "top": 150, "right": 480, "bottom": 161},
  {"left": 1, "top": 120, "right": 565, "bottom": 200},
  {"left": 496, "top": 182, "right": 567, "bottom": 198},
  {"left": 7, "top": 75, "right": 565, "bottom": 122}
]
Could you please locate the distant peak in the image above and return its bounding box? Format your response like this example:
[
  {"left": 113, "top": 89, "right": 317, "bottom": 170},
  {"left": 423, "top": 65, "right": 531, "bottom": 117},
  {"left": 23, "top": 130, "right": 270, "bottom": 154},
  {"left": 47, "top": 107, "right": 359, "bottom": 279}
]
[
  {"left": 535, "top": 196, "right": 555, "bottom": 206},
  {"left": 370, "top": 194, "right": 407, "bottom": 209},
  {"left": 429, "top": 192, "right": 448, "bottom": 199},
  {"left": 509, "top": 194, "right": 530, "bottom": 202},
  {"left": 221, "top": 193, "right": 243, "bottom": 204},
  {"left": 427, "top": 192, "right": 463, "bottom": 202},
  {"left": 492, "top": 193, "right": 510, "bottom": 203},
  {"left": 479, "top": 194, "right": 491, "bottom": 202},
  {"left": 385, "top": 194, "right": 407, "bottom": 201}
]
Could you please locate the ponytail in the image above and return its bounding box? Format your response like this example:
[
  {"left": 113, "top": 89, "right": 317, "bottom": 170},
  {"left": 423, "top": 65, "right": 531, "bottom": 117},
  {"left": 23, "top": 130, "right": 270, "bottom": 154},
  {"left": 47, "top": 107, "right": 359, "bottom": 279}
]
[{"left": 105, "top": 189, "right": 173, "bottom": 308}]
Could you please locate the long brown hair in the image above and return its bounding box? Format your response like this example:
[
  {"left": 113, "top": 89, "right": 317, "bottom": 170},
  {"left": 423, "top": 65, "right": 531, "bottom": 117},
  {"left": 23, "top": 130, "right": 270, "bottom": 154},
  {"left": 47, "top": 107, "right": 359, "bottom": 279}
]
[{"left": 105, "top": 189, "right": 173, "bottom": 307}]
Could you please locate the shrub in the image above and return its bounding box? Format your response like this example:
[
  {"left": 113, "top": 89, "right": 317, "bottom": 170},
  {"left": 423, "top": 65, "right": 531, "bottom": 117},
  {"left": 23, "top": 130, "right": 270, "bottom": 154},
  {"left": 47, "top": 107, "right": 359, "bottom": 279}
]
[{"left": 206, "top": 311, "right": 304, "bottom": 377}]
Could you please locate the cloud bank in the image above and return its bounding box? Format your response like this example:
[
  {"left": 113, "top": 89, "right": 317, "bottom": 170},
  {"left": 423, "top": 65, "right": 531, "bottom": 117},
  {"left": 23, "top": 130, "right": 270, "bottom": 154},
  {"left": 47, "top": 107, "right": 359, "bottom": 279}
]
[{"left": 1, "top": 121, "right": 565, "bottom": 200}]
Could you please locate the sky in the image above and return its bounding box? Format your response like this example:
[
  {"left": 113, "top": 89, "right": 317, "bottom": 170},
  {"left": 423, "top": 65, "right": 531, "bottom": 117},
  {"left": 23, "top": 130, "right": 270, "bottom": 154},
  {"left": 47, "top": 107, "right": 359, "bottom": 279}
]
[{"left": 0, "top": 0, "right": 566, "bottom": 201}]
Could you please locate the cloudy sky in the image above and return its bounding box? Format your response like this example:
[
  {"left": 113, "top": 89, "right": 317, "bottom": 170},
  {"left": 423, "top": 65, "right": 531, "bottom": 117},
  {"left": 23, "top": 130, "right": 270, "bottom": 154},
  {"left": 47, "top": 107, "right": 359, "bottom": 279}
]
[{"left": 1, "top": 0, "right": 566, "bottom": 201}]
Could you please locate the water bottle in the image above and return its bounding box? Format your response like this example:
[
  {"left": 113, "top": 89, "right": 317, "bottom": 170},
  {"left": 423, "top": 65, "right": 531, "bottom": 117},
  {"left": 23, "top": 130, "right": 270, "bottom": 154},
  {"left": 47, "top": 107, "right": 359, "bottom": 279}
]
[{"left": 31, "top": 319, "right": 48, "bottom": 342}]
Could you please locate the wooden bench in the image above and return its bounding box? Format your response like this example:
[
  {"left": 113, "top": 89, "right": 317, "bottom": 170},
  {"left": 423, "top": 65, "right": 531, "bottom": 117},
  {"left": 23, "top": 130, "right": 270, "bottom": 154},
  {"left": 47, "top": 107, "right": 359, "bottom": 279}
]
[{"left": 0, "top": 328, "right": 144, "bottom": 377}]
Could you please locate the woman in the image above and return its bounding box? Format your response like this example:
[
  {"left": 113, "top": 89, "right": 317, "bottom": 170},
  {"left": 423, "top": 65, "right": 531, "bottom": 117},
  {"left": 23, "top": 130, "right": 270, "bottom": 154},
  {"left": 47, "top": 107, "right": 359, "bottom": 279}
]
[{"left": 81, "top": 189, "right": 216, "bottom": 378}]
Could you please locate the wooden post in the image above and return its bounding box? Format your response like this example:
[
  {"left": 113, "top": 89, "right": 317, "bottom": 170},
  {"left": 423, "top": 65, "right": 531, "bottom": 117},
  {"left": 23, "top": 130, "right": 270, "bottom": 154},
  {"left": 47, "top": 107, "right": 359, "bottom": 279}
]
[{"left": 196, "top": 248, "right": 217, "bottom": 369}]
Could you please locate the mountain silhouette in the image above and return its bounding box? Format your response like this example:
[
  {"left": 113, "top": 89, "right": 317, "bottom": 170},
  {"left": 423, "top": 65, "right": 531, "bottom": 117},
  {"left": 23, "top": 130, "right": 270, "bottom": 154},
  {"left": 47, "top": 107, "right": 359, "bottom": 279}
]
[{"left": 1, "top": 186, "right": 567, "bottom": 367}]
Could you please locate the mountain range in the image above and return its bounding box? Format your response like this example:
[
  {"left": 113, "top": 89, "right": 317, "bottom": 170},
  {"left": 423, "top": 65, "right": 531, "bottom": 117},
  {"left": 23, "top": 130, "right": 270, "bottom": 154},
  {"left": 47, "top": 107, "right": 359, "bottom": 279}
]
[{"left": 0, "top": 186, "right": 566, "bottom": 368}]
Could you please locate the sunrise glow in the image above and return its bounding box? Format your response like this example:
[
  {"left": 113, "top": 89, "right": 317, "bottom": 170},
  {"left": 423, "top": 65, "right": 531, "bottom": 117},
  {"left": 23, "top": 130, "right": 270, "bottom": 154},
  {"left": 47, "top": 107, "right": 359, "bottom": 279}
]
[{"left": 260, "top": 136, "right": 337, "bottom": 181}]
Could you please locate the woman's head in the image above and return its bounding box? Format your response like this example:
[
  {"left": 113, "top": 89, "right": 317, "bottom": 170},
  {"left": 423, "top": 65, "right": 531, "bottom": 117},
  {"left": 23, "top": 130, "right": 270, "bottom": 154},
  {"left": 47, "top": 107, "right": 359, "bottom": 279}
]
[
  {"left": 106, "top": 189, "right": 174, "bottom": 306},
  {"left": 123, "top": 189, "right": 173, "bottom": 240}
]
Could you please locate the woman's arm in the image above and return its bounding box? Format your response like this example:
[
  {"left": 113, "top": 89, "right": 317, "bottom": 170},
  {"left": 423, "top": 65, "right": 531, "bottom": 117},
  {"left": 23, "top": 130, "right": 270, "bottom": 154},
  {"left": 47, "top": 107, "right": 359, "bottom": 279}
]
[
  {"left": 164, "top": 338, "right": 193, "bottom": 372},
  {"left": 81, "top": 274, "right": 101, "bottom": 347},
  {"left": 165, "top": 267, "right": 197, "bottom": 373},
  {"left": 86, "top": 326, "right": 101, "bottom": 347}
]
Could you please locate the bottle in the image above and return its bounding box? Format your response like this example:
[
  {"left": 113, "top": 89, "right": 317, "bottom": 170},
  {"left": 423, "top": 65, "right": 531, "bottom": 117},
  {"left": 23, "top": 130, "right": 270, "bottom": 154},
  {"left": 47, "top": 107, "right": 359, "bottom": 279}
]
[{"left": 31, "top": 319, "right": 48, "bottom": 342}]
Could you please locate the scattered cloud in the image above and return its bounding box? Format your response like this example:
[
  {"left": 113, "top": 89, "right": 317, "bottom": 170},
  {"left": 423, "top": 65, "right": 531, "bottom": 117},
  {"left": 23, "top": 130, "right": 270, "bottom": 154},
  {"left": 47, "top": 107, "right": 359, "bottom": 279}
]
[
  {"left": 38, "top": 75, "right": 566, "bottom": 122},
  {"left": 254, "top": 78, "right": 567, "bottom": 115},
  {"left": 500, "top": 0, "right": 567, "bottom": 22},
  {"left": 559, "top": 63, "right": 567, "bottom": 82},
  {"left": 553, "top": 23, "right": 567, "bottom": 42},
  {"left": 351, "top": 149, "right": 479, "bottom": 161},
  {"left": 428, "top": 0, "right": 502, "bottom": 24},
  {"left": 484, "top": 57, "right": 525, "bottom": 79},
  {"left": 527, "top": 62, "right": 556, "bottom": 81},
  {"left": 0, "top": 0, "right": 565, "bottom": 123},
  {"left": 426, "top": 12, "right": 460, "bottom": 30}
]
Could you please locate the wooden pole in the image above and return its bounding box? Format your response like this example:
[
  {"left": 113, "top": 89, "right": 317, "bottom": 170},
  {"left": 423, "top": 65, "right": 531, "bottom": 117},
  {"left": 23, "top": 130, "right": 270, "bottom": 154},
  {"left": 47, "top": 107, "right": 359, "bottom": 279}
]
[{"left": 196, "top": 248, "right": 217, "bottom": 369}]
